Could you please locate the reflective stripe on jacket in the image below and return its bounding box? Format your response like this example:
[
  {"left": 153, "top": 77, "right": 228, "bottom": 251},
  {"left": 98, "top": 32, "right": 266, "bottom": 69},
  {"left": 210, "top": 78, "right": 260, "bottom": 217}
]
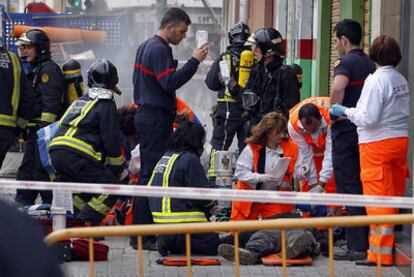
[{"left": 148, "top": 152, "right": 209, "bottom": 223}]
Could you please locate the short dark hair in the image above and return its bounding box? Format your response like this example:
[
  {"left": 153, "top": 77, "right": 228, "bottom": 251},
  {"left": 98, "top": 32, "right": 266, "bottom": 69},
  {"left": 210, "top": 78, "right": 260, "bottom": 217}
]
[
  {"left": 159, "top": 7, "right": 191, "bottom": 29},
  {"left": 167, "top": 121, "right": 205, "bottom": 155},
  {"left": 369, "top": 35, "right": 401, "bottom": 67},
  {"left": 334, "top": 19, "right": 362, "bottom": 46},
  {"left": 298, "top": 103, "right": 321, "bottom": 125}
]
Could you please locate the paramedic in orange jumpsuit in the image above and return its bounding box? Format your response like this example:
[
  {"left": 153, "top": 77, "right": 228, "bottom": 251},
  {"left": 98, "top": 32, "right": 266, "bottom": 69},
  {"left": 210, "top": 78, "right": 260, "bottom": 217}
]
[
  {"left": 231, "top": 112, "right": 297, "bottom": 221},
  {"left": 331, "top": 35, "right": 409, "bottom": 266},
  {"left": 288, "top": 97, "right": 335, "bottom": 196}
]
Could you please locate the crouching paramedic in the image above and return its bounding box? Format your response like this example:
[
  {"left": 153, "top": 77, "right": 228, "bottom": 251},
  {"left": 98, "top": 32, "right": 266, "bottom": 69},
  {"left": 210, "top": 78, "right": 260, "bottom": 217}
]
[
  {"left": 148, "top": 121, "right": 221, "bottom": 256},
  {"left": 49, "top": 59, "right": 123, "bottom": 225},
  {"left": 231, "top": 112, "right": 297, "bottom": 221},
  {"left": 288, "top": 97, "right": 336, "bottom": 198}
]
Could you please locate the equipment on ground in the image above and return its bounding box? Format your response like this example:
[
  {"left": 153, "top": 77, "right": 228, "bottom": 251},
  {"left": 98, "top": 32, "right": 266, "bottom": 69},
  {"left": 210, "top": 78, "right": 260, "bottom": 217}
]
[
  {"left": 261, "top": 253, "right": 312, "bottom": 266},
  {"left": 212, "top": 150, "right": 235, "bottom": 221},
  {"left": 157, "top": 257, "right": 221, "bottom": 266}
]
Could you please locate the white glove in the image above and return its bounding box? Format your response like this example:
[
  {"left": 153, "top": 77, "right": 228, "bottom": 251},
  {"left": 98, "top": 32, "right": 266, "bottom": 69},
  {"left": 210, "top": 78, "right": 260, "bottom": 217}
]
[
  {"left": 308, "top": 184, "right": 325, "bottom": 193},
  {"left": 259, "top": 174, "right": 280, "bottom": 183}
]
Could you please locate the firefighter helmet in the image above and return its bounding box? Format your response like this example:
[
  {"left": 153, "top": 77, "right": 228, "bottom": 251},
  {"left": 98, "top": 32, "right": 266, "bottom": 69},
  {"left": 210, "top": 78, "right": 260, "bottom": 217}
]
[
  {"left": 15, "top": 29, "right": 50, "bottom": 56},
  {"left": 62, "top": 59, "right": 82, "bottom": 80},
  {"left": 228, "top": 21, "right": 250, "bottom": 45},
  {"left": 87, "top": 59, "right": 119, "bottom": 91},
  {"left": 245, "top": 28, "right": 284, "bottom": 58}
]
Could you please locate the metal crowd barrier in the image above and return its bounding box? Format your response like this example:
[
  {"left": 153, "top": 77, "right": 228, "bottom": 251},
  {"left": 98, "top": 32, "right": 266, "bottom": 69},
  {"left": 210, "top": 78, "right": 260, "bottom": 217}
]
[
  {"left": 2, "top": 179, "right": 412, "bottom": 276},
  {"left": 45, "top": 213, "right": 414, "bottom": 277}
]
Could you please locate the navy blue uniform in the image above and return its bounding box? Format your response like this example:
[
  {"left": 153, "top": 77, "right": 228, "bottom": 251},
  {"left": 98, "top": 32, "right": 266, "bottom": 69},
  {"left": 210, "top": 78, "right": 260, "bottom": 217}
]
[
  {"left": 205, "top": 45, "right": 246, "bottom": 152},
  {"left": 331, "top": 48, "right": 375, "bottom": 252},
  {"left": 0, "top": 48, "right": 34, "bottom": 169},
  {"left": 0, "top": 200, "right": 63, "bottom": 277},
  {"left": 49, "top": 92, "right": 123, "bottom": 225},
  {"left": 132, "top": 35, "right": 200, "bottom": 244},
  {"left": 16, "top": 56, "right": 65, "bottom": 205},
  {"left": 149, "top": 151, "right": 220, "bottom": 255},
  {"left": 245, "top": 59, "right": 300, "bottom": 123}
]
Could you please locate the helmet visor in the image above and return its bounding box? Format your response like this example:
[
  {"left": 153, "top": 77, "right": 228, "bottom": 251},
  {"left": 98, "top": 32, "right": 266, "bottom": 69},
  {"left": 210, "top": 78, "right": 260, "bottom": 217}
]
[
  {"left": 15, "top": 33, "right": 32, "bottom": 46},
  {"left": 244, "top": 33, "right": 256, "bottom": 47},
  {"left": 241, "top": 90, "right": 259, "bottom": 110}
]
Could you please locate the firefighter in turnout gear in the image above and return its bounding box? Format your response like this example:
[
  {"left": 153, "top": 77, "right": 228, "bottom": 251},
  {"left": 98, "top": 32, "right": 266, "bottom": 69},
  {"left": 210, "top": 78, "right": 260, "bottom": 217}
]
[
  {"left": 243, "top": 28, "right": 300, "bottom": 127},
  {"left": 49, "top": 59, "right": 123, "bottom": 225},
  {"left": 148, "top": 121, "right": 221, "bottom": 256},
  {"left": 14, "top": 29, "right": 66, "bottom": 205},
  {"left": 0, "top": 45, "right": 34, "bottom": 169},
  {"left": 205, "top": 22, "right": 251, "bottom": 202},
  {"left": 62, "top": 59, "right": 84, "bottom": 105}
]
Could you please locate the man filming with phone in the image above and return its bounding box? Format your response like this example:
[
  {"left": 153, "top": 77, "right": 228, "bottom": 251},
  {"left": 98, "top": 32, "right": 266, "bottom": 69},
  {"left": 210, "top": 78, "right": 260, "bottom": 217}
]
[{"left": 131, "top": 7, "right": 209, "bottom": 250}]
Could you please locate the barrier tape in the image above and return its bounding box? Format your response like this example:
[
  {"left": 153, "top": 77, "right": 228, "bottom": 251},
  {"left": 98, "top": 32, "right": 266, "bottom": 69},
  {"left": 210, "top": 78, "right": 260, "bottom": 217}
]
[{"left": 0, "top": 179, "right": 413, "bottom": 209}]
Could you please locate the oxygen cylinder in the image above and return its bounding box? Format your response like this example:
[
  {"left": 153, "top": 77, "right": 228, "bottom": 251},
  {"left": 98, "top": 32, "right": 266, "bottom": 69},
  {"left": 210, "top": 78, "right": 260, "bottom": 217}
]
[
  {"left": 238, "top": 49, "right": 254, "bottom": 88},
  {"left": 62, "top": 59, "right": 84, "bottom": 105}
]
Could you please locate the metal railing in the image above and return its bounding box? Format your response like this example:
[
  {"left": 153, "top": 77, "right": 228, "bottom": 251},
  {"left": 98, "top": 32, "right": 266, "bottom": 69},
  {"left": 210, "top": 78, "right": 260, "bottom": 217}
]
[{"left": 45, "top": 213, "right": 414, "bottom": 277}]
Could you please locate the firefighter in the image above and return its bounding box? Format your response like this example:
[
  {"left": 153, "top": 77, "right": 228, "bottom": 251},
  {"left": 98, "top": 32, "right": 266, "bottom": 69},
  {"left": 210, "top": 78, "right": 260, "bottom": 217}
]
[
  {"left": 14, "top": 29, "right": 66, "bottom": 205},
  {"left": 230, "top": 112, "right": 297, "bottom": 221},
  {"left": 242, "top": 28, "right": 300, "bottom": 128},
  {"left": 62, "top": 59, "right": 84, "bottom": 105},
  {"left": 205, "top": 21, "right": 250, "bottom": 185},
  {"left": 288, "top": 97, "right": 335, "bottom": 194},
  {"left": 329, "top": 19, "right": 375, "bottom": 261},
  {"left": 131, "top": 7, "right": 208, "bottom": 250},
  {"left": 49, "top": 59, "right": 123, "bottom": 226},
  {"left": 0, "top": 44, "right": 34, "bottom": 169},
  {"left": 148, "top": 121, "right": 220, "bottom": 256},
  {"left": 331, "top": 35, "right": 409, "bottom": 266}
]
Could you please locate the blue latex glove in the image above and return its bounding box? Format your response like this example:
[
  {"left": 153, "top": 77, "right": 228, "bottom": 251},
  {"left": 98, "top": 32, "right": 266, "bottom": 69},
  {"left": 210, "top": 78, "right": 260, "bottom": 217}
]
[{"left": 330, "top": 104, "right": 346, "bottom": 116}]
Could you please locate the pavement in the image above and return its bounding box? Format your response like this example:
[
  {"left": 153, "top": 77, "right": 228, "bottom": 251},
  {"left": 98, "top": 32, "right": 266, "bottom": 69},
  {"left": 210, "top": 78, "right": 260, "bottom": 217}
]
[
  {"left": 59, "top": 236, "right": 406, "bottom": 277},
  {"left": 0, "top": 152, "right": 408, "bottom": 276}
]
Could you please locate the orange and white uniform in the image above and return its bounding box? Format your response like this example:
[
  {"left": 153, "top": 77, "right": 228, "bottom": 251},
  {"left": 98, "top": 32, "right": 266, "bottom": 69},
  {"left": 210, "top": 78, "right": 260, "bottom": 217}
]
[
  {"left": 230, "top": 141, "right": 297, "bottom": 221},
  {"left": 288, "top": 97, "right": 335, "bottom": 193},
  {"left": 345, "top": 66, "right": 410, "bottom": 265}
]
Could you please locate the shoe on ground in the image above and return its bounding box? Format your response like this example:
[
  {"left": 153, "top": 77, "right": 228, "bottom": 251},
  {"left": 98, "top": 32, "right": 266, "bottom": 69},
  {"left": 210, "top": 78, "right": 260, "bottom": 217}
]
[
  {"left": 355, "top": 259, "right": 392, "bottom": 266},
  {"left": 218, "top": 244, "right": 258, "bottom": 265},
  {"left": 156, "top": 237, "right": 169, "bottom": 257},
  {"left": 130, "top": 238, "right": 157, "bottom": 251},
  {"left": 286, "top": 231, "right": 314, "bottom": 259},
  {"left": 334, "top": 247, "right": 367, "bottom": 261}
]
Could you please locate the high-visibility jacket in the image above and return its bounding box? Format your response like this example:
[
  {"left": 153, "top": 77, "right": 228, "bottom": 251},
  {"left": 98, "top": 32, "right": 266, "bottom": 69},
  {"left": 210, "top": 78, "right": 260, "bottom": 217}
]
[
  {"left": 148, "top": 151, "right": 212, "bottom": 223},
  {"left": 0, "top": 48, "right": 33, "bottom": 129},
  {"left": 49, "top": 89, "right": 123, "bottom": 175},
  {"left": 288, "top": 97, "right": 332, "bottom": 185},
  {"left": 289, "top": 97, "right": 330, "bottom": 138},
  {"left": 231, "top": 141, "right": 297, "bottom": 220}
]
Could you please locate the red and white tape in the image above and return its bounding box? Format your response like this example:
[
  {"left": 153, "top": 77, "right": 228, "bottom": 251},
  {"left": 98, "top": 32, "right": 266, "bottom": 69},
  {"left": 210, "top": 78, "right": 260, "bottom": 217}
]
[{"left": 0, "top": 179, "right": 413, "bottom": 209}]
